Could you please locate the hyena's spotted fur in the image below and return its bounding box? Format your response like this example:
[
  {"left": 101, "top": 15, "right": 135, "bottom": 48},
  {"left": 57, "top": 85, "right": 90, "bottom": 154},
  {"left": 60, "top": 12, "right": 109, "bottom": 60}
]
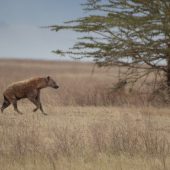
[{"left": 1, "top": 76, "right": 59, "bottom": 115}]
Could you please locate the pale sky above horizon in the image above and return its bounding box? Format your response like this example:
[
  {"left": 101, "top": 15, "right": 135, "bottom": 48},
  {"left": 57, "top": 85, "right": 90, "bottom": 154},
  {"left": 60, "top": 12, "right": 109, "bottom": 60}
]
[{"left": 0, "top": 0, "right": 84, "bottom": 60}]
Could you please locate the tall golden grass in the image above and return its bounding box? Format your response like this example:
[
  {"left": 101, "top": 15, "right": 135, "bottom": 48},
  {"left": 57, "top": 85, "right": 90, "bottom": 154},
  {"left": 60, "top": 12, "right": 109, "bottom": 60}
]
[
  {"left": 0, "top": 106, "right": 170, "bottom": 170},
  {"left": 0, "top": 59, "right": 170, "bottom": 170}
]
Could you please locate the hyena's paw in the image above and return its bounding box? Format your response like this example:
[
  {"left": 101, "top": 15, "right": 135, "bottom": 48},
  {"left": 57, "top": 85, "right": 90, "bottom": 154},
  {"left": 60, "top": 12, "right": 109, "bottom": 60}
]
[
  {"left": 17, "top": 111, "right": 23, "bottom": 115},
  {"left": 1, "top": 108, "right": 3, "bottom": 113},
  {"left": 14, "top": 109, "right": 23, "bottom": 115},
  {"left": 33, "top": 108, "right": 38, "bottom": 112},
  {"left": 42, "top": 112, "right": 48, "bottom": 116}
]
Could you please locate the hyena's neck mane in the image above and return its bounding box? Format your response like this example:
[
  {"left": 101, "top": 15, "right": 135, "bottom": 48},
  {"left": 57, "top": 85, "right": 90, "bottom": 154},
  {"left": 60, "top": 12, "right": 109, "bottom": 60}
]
[{"left": 30, "top": 77, "right": 48, "bottom": 89}]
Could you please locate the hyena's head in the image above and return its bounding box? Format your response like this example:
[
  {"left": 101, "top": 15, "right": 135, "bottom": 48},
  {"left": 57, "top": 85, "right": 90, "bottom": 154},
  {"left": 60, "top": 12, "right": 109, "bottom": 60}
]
[{"left": 46, "top": 76, "right": 59, "bottom": 89}]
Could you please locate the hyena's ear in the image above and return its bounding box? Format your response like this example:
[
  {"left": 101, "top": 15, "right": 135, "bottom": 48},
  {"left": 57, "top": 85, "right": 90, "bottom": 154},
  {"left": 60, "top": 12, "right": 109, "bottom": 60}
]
[{"left": 46, "top": 76, "right": 50, "bottom": 81}]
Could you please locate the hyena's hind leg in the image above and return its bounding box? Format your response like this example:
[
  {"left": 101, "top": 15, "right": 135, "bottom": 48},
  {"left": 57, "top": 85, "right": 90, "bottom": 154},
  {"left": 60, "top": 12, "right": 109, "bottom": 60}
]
[
  {"left": 12, "top": 100, "right": 23, "bottom": 115},
  {"left": 1, "top": 96, "right": 10, "bottom": 113}
]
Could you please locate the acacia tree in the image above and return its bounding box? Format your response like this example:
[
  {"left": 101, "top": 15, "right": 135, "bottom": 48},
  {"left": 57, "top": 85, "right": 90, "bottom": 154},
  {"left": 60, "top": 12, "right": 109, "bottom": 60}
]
[{"left": 50, "top": 0, "right": 170, "bottom": 87}]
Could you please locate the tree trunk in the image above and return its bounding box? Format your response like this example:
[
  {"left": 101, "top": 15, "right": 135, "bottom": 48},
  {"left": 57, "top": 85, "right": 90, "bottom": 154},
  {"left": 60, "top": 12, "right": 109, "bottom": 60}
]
[
  {"left": 168, "top": 57, "right": 170, "bottom": 87},
  {"left": 167, "top": 43, "right": 170, "bottom": 87}
]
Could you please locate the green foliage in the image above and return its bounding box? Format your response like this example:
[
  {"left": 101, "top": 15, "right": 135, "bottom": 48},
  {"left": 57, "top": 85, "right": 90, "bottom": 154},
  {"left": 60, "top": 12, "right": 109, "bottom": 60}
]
[{"left": 50, "top": 0, "right": 170, "bottom": 86}]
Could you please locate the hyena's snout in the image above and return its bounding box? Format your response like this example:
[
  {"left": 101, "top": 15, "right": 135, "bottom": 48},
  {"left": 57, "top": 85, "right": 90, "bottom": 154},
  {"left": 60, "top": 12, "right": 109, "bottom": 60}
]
[
  {"left": 53, "top": 85, "right": 59, "bottom": 89},
  {"left": 47, "top": 76, "right": 59, "bottom": 89}
]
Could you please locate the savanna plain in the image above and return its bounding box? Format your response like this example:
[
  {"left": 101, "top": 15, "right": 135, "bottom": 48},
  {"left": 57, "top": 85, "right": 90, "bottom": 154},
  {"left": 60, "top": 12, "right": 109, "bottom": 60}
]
[{"left": 0, "top": 59, "right": 170, "bottom": 170}]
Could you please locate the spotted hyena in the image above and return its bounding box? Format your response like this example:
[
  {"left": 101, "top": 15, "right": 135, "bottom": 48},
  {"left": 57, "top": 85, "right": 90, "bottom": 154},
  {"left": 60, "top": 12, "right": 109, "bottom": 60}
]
[{"left": 1, "top": 76, "right": 59, "bottom": 115}]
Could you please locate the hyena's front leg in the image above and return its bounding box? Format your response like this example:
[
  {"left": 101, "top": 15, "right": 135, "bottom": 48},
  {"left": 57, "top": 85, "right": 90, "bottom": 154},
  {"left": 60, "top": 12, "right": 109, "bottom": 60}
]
[
  {"left": 28, "top": 96, "right": 40, "bottom": 111},
  {"left": 28, "top": 91, "right": 47, "bottom": 115},
  {"left": 37, "top": 92, "right": 47, "bottom": 115},
  {"left": 31, "top": 98, "right": 47, "bottom": 115}
]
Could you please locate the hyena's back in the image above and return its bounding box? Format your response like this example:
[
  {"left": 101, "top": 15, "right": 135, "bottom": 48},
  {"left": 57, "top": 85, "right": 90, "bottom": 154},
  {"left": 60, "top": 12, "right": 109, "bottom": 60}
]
[{"left": 3, "top": 77, "right": 47, "bottom": 101}]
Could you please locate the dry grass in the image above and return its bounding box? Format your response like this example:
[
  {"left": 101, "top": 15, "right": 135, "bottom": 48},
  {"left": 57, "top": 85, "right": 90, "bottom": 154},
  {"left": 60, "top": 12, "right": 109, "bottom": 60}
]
[
  {"left": 0, "top": 59, "right": 170, "bottom": 170},
  {"left": 1, "top": 106, "right": 170, "bottom": 170},
  {"left": 0, "top": 59, "right": 164, "bottom": 107}
]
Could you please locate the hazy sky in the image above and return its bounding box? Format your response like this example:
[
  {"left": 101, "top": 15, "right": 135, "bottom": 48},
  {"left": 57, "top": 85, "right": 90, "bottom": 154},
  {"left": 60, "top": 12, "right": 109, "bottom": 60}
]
[{"left": 0, "top": 0, "right": 84, "bottom": 60}]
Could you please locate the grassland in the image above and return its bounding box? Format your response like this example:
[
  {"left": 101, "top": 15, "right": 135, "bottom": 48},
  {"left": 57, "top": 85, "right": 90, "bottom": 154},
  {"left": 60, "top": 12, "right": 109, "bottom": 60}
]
[{"left": 0, "top": 59, "right": 170, "bottom": 170}]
